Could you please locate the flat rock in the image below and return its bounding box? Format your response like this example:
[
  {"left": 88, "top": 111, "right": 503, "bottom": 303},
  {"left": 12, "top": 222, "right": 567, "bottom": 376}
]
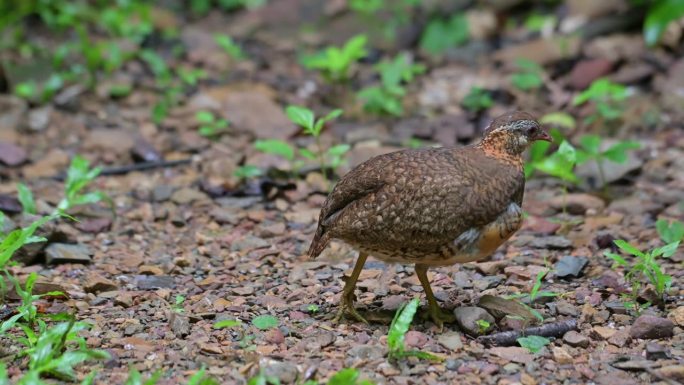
[
  {"left": 84, "top": 274, "right": 118, "bottom": 294},
  {"left": 169, "top": 312, "right": 190, "bottom": 337},
  {"left": 437, "top": 331, "right": 463, "bottom": 351},
  {"left": 453, "top": 306, "right": 495, "bottom": 337},
  {"left": 655, "top": 365, "right": 684, "bottom": 381},
  {"left": 569, "top": 59, "right": 613, "bottom": 90},
  {"left": 0, "top": 142, "right": 27, "bottom": 166},
  {"left": 231, "top": 235, "right": 270, "bottom": 252},
  {"left": 630, "top": 315, "right": 674, "bottom": 340},
  {"left": 591, "top": 326, "right": 617, "bottom": 340},
  {"left": 552, "top": 346, "right": 573, "bottom": 364},
  {"left": 554, "top": 256, "right": 589, "bottom": 278},
  {"left": 85, "top": 129, "right": 135, "bottom": 154},
  {"left": 171, "top": 188, "right": 209, "bottom": 205},
  {"left": 45, "top": 243, "right": 92, "bottom": 264},
  {"left": 549, "top": 193, "right": 605, "bottom": 215},
  {"left": 494, "top": 36, "right": 580, "bottom": 66},
  {"left": 262, "top": 360, "right": 299, "bottom": 384},
  {"left": 134, "top": 275, "right": 176, "bottom": 290},
  {"left": 347, "top": 344, "right": 384, "bottom": 360},
  {"left": 563, "top": 330, "right": 590, "bottom": 348},
  {"left": 527, "top": 236, "right": 573, "bottom": 249},
  {"left": 668, "top": 306, "right": 684, "bottom": 327},
  {"left": 488, "top": 346, "right": 534, "bottom": 364}
]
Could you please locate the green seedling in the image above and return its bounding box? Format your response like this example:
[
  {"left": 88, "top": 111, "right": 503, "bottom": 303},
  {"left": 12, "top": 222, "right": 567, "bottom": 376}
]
[
  {"left": 420, "top": 13, "right": 469, "bottom": 56},
  {"left": 285, "top": 105, "right": 347, "bottom": 181},
  {"left": 510, "top": 59, "right": 543, "bottom": 91},
  {"left": 301, "top": 34, "right": 368, "bottom": 82},
  {"left": 539, "top": 112, "right": 576, "bottom": 131},
  {"left": 644, "top": 0, "right": 684, "bottom": 46},
  {"left": 17, "top": 183, "right": 37, "bottom": 215},
  {"left": 178, "top": 67, "right": 207, "bottom": 87},
  {"left": 307, "top": 304, "right": 320, "bottom": 313},
  {"left": 461, "top": 87, "right": 493, "bottom": 113},
  {"left": 524, "top": 13, "right": 557, "bottom": 33},
  {"left": 196, "top": 111, "right": 229, "bottom": 138},
  {"left": 605, "top": 239, "right": 678, "bottom": 312},
  {"left": 475, "top": 319, "right": 491, "bottom": 334},
  {"left": 124, "top": 367, "right": 163, "bottom": 385},
  {"left": 573, "top": 78, "right": 629, "bottom": 125},
  {"left": 387, "top": 298, "right": 442, "bottom": 361},
  {"left": 327, "top": 368, "right": 375, "bottom": 385},
  {"left": 349, "top": 0, "right": 385, "bottom": 14},
  {"left": 247, "top": 369, "right": 281, "bottom": 385},
  {"left": 58, "top": 155, "right": 107, "bottom": 213},
  {"left": 234, "top": 165, "right": 263, "bottom": 180},
  {"left": 215, "top": 34, "right": 245, "bottom": 60},
  {"left": 656, "top": 219, "right": 684, "bottom": 245},
  {"left": 252, "top": 314, "right": 279, "bottom": 330},
  {"left": 517, "top": 335, "right": 551, "bottom": 354},
  {"left": 187, "top": 365, "right": 220, "bottom": 385},
  {"left": 574, "top": 134, "right": 640, "bottom": 190},
  {"left": 213, "top": 319, "right": 242, "bottom": 329},
  {"left": 172, "top": 295, "right": 185, "bottom": 313},
  {"left": 358, "top": 52, "right": 425, "bottom": 116}
]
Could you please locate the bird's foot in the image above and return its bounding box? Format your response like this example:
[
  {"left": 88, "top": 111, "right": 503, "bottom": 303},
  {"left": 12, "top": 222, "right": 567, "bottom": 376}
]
[
  {"left": 332, "top": 291, "right": 369, "bottom": 325},
  {"left": 426, "top": 305, "right": 456, "bottom": 331}
]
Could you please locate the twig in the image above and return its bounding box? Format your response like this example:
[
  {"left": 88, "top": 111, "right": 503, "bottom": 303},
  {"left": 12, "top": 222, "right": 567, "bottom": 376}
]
[
  {"left": 477, "top": 319, "right": 577, "bottom": 346},
  {"left": 53, "top": 158, "right": 193, "bottom": 180}
]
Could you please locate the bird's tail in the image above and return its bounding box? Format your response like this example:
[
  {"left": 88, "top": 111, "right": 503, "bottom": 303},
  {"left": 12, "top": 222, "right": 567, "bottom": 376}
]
[{"left": 307, "top": 225, "right": 330, "bottom": 259}]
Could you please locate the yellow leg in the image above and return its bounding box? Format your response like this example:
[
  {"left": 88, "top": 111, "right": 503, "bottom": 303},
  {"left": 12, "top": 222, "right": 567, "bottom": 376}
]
[
  {"left": 332, "top": 252, "right": 369, "bottom": 324},
  {"left": 415, "top": 264, "right": 455, "bottom": 330}
]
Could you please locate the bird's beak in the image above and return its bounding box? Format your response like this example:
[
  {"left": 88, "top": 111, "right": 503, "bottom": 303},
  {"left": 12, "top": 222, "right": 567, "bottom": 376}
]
[{"left": 535, "top": 128, "right": 552, "bottom": 142}]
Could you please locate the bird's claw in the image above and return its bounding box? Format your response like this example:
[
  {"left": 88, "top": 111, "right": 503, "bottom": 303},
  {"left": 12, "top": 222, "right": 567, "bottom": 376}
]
[
  {"left": 332, "top": 291, "right": 369, "bottom": 325},
  {"left": 426, "top": 305, "right": 455, "bottom": 331}
]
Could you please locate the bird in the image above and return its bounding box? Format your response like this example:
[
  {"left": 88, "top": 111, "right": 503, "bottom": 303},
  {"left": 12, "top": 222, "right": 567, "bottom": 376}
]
[{"left": 307, "top": 111, "right": 552, "bottom": 329}]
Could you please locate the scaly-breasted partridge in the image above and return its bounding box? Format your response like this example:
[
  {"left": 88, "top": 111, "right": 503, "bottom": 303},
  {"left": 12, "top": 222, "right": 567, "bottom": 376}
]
[{"left": 308, "top": 111, "right": 551, "bottom": 328}]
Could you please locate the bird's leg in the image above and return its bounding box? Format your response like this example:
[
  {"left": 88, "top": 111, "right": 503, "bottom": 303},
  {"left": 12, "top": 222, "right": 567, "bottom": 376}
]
[
  {"left": 415, "top": 264, "right": 455, "bottom": 330},
  {"left": 332, "top": 252, "right": 369, "bottom": 324}
]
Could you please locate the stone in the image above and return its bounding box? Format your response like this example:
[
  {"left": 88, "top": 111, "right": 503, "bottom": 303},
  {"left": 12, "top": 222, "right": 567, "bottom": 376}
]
[
  {"left": 134, "top": 275, "right": 176, "bottom": 290},
  {"left": 607, "top": 329, "right": 631, "bottom": 347},
  {"left": 23, "top": 149, "right": 69, "bottom": 178},
  {"left": 569, "top": 59, "right": 613, "bottom": 90},
  {"left": 45, "top": 243, "right": 92, "bottom": 264},
  {"left": 554, "top": 256, "right": 589, "bottom": 279},
  {"left": 655, "top": 365, "right": 684, "bottom": 381},
  {"left": 527, "top": 236, "right": 573, "bottom": 249},
  {"left": 488, "top": 347, "right": 534, "bottom": 364},
  {"left": 563, "top": 331, "right": 590, "bottom": 348},
  {"left": 262, "top": 360, "right": 299, "bottom": 384},
  {"left": 437, "top": 332, "right": 463, "bottom": 351},
  {"left": 552, "top": 346, "right": 573, "bottom": 364},
  {"left": 169, "top": 312, "right": 190, "bottom": 337},
  {"left": 171, "top": 188, "right": 209, "bottom": 205},
  {"left": 549, "top": 193, "right": 605, "bottom": 215},
  {"left": 152, "top": 185, "right": 175, "bottom": 202},
  {"left": 84, "top": 274, "right": 118, "bottom": 294},
  {"left": 85, "top": 129, "right": 135, "bottom": 154},
  {"left": 645, "top": 342, "right": 670, "bottom": 360},
  {"left": 27, "top": 106, "right": 51, "bottom": 132},
  {"left": 555, "top": 300, "right": 579, "bottom": 316},
  {"left": 453, "top": 306, "right": 495, "bottom": 337},
  {"left": 668, "top": 306, "right": 684, "bottom": 327},
  {"left": 347, "top": 344, "right": 384, "bottom": 360},
  {"left": 591, "top": 326, "right": 616, "bottom": 340},
  {"left": 0, "top": 142, "right": 27, "bottom": 166},
  {"left": 494, "top": 36, "right": 581, "bottom": 66},
  {"left": 405, "top": 331, "right": 429, "bottom": 348},
  {"left": 231, "top": 235, "right": 270, "bottom": 252},
  {"left": 630, "top": 315, "right": 674, "bottom": 340}
]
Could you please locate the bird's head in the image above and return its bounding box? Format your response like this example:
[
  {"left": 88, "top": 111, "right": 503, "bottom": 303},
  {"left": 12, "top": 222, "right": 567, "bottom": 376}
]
[{"left": 479, "top": 111, "right": 551, "bottom": 155}]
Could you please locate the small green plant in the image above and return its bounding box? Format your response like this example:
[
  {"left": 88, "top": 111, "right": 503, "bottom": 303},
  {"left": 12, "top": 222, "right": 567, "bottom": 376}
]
[
  {"left": 234, "top": 165, "right": 263, "bottom": 180},
  {"left": 196, "top": 111, "right": 230, "bottom": 138},
  {"left": 17, "top": 183, "right": 37, "bottom": 215},
  {"left": 387, "top": 298, "right": 441, "bottom": 361},
  {"left": 605, "top": 239, "right": 678, "bottom": 312},
  {"left": 285, "top": 105, "right": 347, "bottom": 181},
  {"left": 644, "top": 0, "right": 684, "bottom": 46},
  {"left": 213, "top": 319, "right": 242, "bottom": 329},
  {"left": 475, "top": 319, "right": 491, "bottom": 334},
  {"left": 358, "top": 53, "right": 425, "bottom": 116},
  {"left": 327, "top": 368, "right": 375, "bottom": 385},
  {"left": 510, "top": 59, "right": 543, "bottom": 91},
  {"left": 574, "top": 135, "right": 640, "bottom": 190},
  {"left": 215, "top": 34, "right": 246, "bottom": 60},
  {"left": 572, "top": 78, "right": 629, "bottom": 125},
  {"left": 461, "top": 87, "right": 493, "bottom": 113},
  {"left": 517, "top": 335, "right": 551, "bottom": 353},
  {"left": 656, "top": 219, "right": 684, "bottom": 245},
  {"left": 252, "top": 315, "right": 279, "bottom": 330},
  {"left": 420, "top": 13, "right": 469, "bottom": 56},
  {"left": 58, "top": 155, "right": 107, "bottom": 212},
  {"left": 524, "top": 13, "right": 557, "bottom": 33},
  {"left": 307, "top": 304, "right": 320, "bottom": 313},
  {"left": 172, "top": 295, "right": 185, "bottom": 313},
  {"left": 301, "top": 35, "right": 368, "bottom": 82}
]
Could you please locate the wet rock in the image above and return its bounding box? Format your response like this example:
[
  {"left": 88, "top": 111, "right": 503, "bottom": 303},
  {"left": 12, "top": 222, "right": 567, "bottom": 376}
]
[
  {"left": 549, "top": 193, "right": 605, "bottom": 215},
  {"left": 554, "top": 256, "right": 589, "bottom": 279},
  {"left": 453, "top": 306, "right": 495, "bottom": 337},
  {"left": 84, "top": 274, "right": 118, "bottom": 293},
  {"left": 438, "top": 332, "right": 463, "bottom": 351},
  {"left": 0, "top": 142, "right": 27, "bottom": 166},
  {"left": 630, "top": 315, "right": 674, "bottom": 340},
  {"left": 569, "top": 59, "right": 613, "bottom": 90},
  {"left": 134, "top": 275, "right": 176, "bottom": 290},
  {"left": 45, "top": 243, "right": 92, "bottom": 264},
  {"left": 563, "top": 330, "right": 590, "bottom": 348}
]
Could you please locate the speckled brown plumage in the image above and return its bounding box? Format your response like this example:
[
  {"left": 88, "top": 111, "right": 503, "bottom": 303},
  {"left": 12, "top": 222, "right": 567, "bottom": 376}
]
[{"left": 309, "top": 111, "right": 551, "bottom": 327}]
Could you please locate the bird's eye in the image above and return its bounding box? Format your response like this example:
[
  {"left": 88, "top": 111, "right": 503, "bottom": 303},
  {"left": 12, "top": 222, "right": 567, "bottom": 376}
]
[{"left": 525, "top": 126, "right": 536, "bottom": 136}]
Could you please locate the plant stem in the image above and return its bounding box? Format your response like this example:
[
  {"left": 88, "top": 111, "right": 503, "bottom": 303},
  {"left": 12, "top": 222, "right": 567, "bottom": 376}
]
[
  {"left": 315, "top": 135, "right": 329, "bottom": 185},
  {"left": 596, "top": 158, "right": 609, "bottom": 196}
]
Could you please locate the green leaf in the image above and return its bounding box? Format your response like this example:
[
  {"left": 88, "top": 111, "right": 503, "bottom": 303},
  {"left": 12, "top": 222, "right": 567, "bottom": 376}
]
[
  {"left": 652, "top": 241, "right": 680, "bottom": 258},
  {"left": 313, "top": 109, "right": 343, "bottom": 135},
  {"left": 196, "top": 111, "right": 215, "bottom": 124},
  {"left": 0, "top": 363, "right": 9, "bottom": 385},
  {"left": 511, "top": 72, "right": 543, "bottom": 91},
  {"left": 234, "top": 165, "right": 262, "bottom": 179},
  {"left": 328, "top": 368, "right": 360, "bottom": 385},
  {"left": 299, "top": 148, "right": 317, "bottom": 160},
  {"left": 602, "top": 141, "right": 640, "bottom": 163},
  {"left": 644, "top": 0, "right": 684, "bottom": 46},
  {"left": 539, "top": 112, "right": 576, "bottom": 130},
  {"left": 605, "top": 252, "right": 628, "bottom": 267},
  {"left": 213, "top": 319, "right": 241, "bottom": 329},
  {"left": 327, "top": 144, "right": 351, "bottom": 157},
  {"left": 517, "top": 335, "right": 550, "bottom": 353},
  {"left": 578, "top": 135, "right": 601, "bottom": 156},
  {"left": 17, "top": 183, "right": 37, "bottom": 215},
  {"left": 285, "top": 105, "right": 315, "bottom": 131},
  {"left": 614, "top": 240, "right": 645, "bottom": 258},
  {"left": 387, "top": 298, "right": 419, "bottom": 354},
  {"left": 420, "top": 14, "right": 469, "bottom": 55},
  {"left": 254, "top": 140, "right": 295, "bottom": 161},
  {"left": 252, "top": 315, "right": 279, "bottom": 330}
]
